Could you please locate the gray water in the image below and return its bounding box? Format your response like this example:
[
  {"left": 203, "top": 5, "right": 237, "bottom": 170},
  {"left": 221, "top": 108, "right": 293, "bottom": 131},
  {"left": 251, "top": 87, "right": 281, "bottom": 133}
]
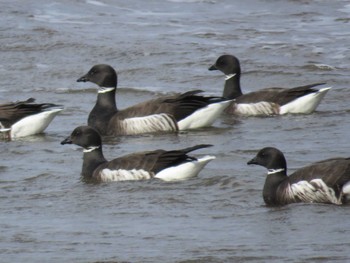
[{"left": 1, "top": 0, "right": 350, "bottom": 262}]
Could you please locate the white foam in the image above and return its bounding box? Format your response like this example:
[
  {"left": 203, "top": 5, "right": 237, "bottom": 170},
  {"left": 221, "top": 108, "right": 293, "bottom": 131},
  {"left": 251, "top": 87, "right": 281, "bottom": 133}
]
[{"left": 86, "top": 0, "right": 107, "bottom": 7}]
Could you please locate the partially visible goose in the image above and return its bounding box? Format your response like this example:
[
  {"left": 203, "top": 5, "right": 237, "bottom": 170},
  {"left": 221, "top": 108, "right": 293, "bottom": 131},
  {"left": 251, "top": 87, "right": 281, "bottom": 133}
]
[
  {"left": 77, "top": 64, "right": 231, "bottom": 136},
  {"left": 0, "top": 98, "right": 63, "bottom": 139},
  {"left": 247, "top": 147, "right": 350, "bottom": 206},
  {"left": 61, "top": 126, "right": 215, "bottom": 183},
  {"left": 209, "top": 54, "right": 331, "bottom": 116}
]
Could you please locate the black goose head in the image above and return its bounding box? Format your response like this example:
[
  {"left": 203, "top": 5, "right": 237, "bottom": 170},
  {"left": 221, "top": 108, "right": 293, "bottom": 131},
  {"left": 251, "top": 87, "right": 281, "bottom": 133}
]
[
  {"left": 208, "top": 54, "right": 241, "bottom": 76},
  {"left": 247, "top": 147, "right": 287, "bottom": 172},
  {"left": 61, "top": 126, "right": 102, "bottom": 150},
  {"left": 77, "top": 64, "right": 117, "bottom": 88}
]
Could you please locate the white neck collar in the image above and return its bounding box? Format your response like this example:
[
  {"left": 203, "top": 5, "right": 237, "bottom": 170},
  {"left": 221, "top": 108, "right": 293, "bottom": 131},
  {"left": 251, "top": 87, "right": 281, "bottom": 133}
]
[
  {"left": 98, "top": 87, "right": 115, "bottom": 94},
  {"left": 225, "top": 73, "right": 236, "bottom": 80},
  {"left": 267, "top": 168, "right": 285, "bottom": 175},
  {"left": 83, "top": 146, "right": 100, "bottom": 153}
]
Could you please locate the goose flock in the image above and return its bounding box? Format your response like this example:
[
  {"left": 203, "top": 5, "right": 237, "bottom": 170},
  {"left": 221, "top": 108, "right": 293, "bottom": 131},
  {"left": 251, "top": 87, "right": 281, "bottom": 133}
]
[{"left": 2, "top": 54, "right": 349, "bottom": 206}]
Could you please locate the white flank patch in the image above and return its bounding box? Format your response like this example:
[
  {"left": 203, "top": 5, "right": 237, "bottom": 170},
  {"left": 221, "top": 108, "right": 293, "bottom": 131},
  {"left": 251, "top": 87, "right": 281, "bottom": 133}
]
[
  {"left": 99, "top": 168, "right": 152, "bottom": 182},
  {"left": 290, "top": 178, "right": 341, "bottom": 204},
  {"left": 117, "top": 114, "right": 177, "bottom": 135},
  {"left": 235, "top": 101, "right": 279, "bottom": 116},
  {"left": 10, "top": 108, "right": 63, "bottom": 138},
  {"left": 279, "top": 87, "right": 331, "bottom": 115},
  {"left": 178, "top": 100, "right": 232, "bottom": 130},
  {"left": 155, "top": 155, "right": 215, "bottom": 182}
]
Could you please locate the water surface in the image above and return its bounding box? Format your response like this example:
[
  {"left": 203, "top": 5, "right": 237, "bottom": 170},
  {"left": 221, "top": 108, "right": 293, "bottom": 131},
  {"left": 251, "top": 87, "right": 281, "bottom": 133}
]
[{"left": 1, "top": 0, "right": 350, "bottom": 262}]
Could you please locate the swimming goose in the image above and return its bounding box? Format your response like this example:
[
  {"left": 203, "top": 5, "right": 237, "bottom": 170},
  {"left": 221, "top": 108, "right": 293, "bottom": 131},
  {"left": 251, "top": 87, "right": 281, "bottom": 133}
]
[
  {"left": 61, "top": 126, "right": 215, "bottom": 183},
  {"left": 248, "top": 147, "right": 350, "bottom": 205},
  {"left": 209, "top": 54, "right": 331, "bottom": 116},
  {"left": 77, "top": 64, "right": 231, "bottom": 136},
  {"left": 0, "top": 98, "right": 63, "bottom": 139}
]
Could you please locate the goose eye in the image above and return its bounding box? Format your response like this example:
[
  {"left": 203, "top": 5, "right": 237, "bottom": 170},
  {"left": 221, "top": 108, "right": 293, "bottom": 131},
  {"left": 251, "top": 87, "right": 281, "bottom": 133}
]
[
  {"left": 218, "top": 60, "right": 225, "bottom": 67},
  {"left": 73, "top": 130, "right": 81, "bottom": 136}
]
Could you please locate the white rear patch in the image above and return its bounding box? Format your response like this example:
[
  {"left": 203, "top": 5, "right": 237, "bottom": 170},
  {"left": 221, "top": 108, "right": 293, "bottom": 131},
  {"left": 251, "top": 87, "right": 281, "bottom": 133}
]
[
  {"left": 233, "top": 101, "right": 279, "bottom": 116},
  {"left": 279, "top": 87, "right": 331, "bottom": 114},
  {"left": 99, "top": 168, "right": 152, "bottom": 182},
  {"left": 290, "top": 179, "right": 341, "bottom": 204},
  {"left": 115, "top": 114, "right": 178, "bottom": 135},
  {"left": 155, "top": 155, "right": 215, "bottom": 181},
  {"left": 10, "top": 108, "right": 63, "bottom": 138},
  {"left": 177, "top": 100, "right": 231, "bottom": 130},
  {"left": 342, "top": 181, "right": 350, "bottom": 196}
]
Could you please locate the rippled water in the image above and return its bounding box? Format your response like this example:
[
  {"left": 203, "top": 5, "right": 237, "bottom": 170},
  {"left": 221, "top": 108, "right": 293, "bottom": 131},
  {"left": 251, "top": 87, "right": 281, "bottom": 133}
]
[{"left": 1, "top": 0, "right": 350, "bottom": 262}]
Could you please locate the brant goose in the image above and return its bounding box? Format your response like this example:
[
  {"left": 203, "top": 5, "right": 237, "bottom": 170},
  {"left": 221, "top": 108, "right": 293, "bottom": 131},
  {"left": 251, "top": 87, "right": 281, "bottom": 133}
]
[
  {"left": 77, "top": 64, "right": 231, "bottom": 136},
  {"left": 0, "top": 98, "right": 63, "bottom": 139},
  {"left": 209, "top": 55, "right": 331, "bottom": 116},
  {"left": 61, "top": 126, "right": 215, "bottom": 183},
  {"left": 248, "top": 147, "right": 350, "bottom": 205}
]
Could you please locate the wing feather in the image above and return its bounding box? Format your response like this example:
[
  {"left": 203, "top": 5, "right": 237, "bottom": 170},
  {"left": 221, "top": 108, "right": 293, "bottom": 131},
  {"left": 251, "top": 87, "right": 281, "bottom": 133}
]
[
  {"left": 96, "top": 145, "right": 212, "bottom": 174},
  {"left": 289, "top": 158, "right": 350, "bottom": 187},
  {"left": 116, "top": 90, "right": 227, "bottom": 122},
  {"left": 237, "top": 83, "right": 325, "bottom": 105},
  {"left": 0, "top": 98, "right": 61, "bottom": 127}
]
